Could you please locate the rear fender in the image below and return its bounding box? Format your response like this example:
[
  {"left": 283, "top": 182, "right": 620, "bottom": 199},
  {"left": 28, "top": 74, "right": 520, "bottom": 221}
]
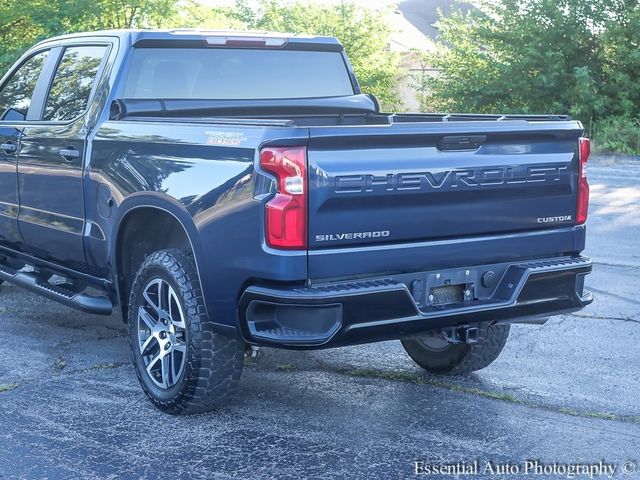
[{"left": 110, "top": 193, "right": 219, "bottom": 327}]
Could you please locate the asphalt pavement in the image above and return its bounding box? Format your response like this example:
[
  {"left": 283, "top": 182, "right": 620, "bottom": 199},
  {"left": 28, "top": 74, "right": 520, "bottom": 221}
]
[{"left": 0, "top": 155, "right": 638, "bottom": 480}]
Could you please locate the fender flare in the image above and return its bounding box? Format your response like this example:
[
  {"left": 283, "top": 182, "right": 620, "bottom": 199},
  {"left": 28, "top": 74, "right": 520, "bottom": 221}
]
[{"left": 110, "top": 192, "right": 208, "bottom": 318}]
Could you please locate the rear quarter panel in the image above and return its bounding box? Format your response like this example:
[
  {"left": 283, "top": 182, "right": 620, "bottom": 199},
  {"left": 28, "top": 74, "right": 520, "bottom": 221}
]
[{"left": 87, "top": 120, "right": 308, "bottom": 327}]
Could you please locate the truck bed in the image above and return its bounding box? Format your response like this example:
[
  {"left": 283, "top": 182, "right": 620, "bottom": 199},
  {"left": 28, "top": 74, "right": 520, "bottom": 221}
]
[{"left": 104, "top": 96, "right": 584, "bottom": 284}]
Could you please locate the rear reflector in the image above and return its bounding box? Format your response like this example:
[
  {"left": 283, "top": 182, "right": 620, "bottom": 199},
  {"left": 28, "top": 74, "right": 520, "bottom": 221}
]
[
  {"left": 577, "top": 137, "right": 590, "bottom": 225},
  {"left": 260, "top": 147, "right": 307, "bottom": 249}
]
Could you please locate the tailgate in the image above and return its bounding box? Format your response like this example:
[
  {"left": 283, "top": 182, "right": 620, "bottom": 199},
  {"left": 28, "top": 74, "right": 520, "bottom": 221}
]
[{"left": 307, "top": 121, "right": 583, "bottom": 250}]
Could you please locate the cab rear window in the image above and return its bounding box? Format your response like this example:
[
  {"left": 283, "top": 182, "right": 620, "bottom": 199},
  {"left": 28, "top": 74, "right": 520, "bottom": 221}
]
[{"left": 123, "top": 48, "right": 354, "bottom": 100}]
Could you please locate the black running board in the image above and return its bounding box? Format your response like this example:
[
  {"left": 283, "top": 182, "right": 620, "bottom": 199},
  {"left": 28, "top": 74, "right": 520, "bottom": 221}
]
[{"left": 0, "top": 263, "right": 113, "bottom": 315}]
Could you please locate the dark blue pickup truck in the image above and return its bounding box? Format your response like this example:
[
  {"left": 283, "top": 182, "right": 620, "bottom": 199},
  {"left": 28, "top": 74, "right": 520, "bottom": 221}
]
[{"left": 0, "top": 30, "right": 592, "bottom": 414}]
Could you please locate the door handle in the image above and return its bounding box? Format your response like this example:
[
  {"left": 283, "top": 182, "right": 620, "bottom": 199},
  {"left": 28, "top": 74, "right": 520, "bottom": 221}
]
[
  {"left": 59, "top": 147, "right": 80, "bottom": 161},
  {"left": 438, "top": 135, "right": 487, "bottom": 151},
  {"left": 1, "top": 142, "right": 17, "bottom": 154}
]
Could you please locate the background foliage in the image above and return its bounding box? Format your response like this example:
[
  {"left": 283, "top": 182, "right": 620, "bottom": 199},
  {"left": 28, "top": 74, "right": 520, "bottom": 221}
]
[
  {"left": 0, "top": 0, "right": 400, "bottom": 109},
  {"left": 1, "top": 0, "right": 640, "bottom": 152},
  {"left": 218, "top": 0, "right": 400, "bottom": 108},
  {"left": 0, "top": 0, "right": 177, "bottom": 73},
  {"left": 417, "top": 0, "right": 640, "bottom": 153}
]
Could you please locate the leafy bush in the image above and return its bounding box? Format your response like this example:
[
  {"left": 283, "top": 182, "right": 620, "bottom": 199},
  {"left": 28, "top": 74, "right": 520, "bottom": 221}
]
[
  {"left": 419, "top": 0, "right": 640, "bottom": 154},
  {"left": 593, "top": 117, "right": 640, "bottom": 155}
]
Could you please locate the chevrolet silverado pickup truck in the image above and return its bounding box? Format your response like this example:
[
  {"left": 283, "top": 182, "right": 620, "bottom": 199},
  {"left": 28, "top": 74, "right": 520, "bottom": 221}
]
[{"left": 0, "top": 30, "right": 592, "bottom": 414}]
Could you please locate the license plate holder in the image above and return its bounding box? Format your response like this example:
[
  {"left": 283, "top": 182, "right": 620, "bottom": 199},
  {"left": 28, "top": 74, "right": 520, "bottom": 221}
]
[{"left": 429, "top": 284, "right": 465, "bottom": 306}]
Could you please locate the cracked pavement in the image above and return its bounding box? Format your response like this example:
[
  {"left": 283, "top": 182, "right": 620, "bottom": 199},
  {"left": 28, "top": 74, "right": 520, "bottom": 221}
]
[{"left": 0, "top": 155, "right": 639, "bottom": 479}]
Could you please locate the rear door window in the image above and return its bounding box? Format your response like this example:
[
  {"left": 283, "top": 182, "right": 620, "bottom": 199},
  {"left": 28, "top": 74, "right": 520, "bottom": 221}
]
[
  {"left": 43, "top": 45, "right": 107, "bottom": 121},
  {"left": 0, "top": 50, "right": 50, "bottom": 121}
]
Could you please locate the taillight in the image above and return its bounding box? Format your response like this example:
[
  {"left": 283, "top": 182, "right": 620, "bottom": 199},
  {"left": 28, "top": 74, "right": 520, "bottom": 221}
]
[
  {"left": 260, "top": 147, "right": 307, "bottom": 249},
  {"left": 577, "top": 137, "right": 590, "bottom": 225}
]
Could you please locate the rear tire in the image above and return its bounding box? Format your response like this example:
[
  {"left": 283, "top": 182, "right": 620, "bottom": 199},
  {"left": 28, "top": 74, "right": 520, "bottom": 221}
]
[
  {"left": 401, "top": 324, "right": 510, "bottom": 375},
  {"left": 128, "top": 249, "right": 244, "bottom": 414}
]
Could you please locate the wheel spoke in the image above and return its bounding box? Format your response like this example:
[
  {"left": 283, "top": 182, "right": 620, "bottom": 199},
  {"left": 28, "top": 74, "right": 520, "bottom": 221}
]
[
  {"left": 166, "top": 285, "right": 174, "bottom": 320},
  {"left": 146, "top": 351, "right": 161, "bottom": 376},
  {"left": 161, "top": 354, "right": 171, "bottom": 388},
  {"left": 143, "top": 279, "right": 161, "bottom": 313},
  {"left": 160, "top": 281, "right": 169, "bottom": 314},
  {"left": 168, "top": 286, "right": 186, "bottom": 329},
  {"left": 138, "top": 306, "right": 157, "bottom": 330},
  {"left": 172, "top": 319, "right": 186, "bottom": 329},
  {"left": 170, "top": 350, "right": 178, "bottom": 379},
  {"left": 171, "top": 344, "right": 186, "bottom": 380},
  {"left": 140, "top": 335, "right": 157, "bottom": 356}
]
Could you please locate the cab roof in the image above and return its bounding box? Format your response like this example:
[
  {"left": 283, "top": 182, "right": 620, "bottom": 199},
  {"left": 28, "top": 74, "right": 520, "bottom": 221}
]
[{"left": 35, "top": 29, "right": 343, "bottom": 52}]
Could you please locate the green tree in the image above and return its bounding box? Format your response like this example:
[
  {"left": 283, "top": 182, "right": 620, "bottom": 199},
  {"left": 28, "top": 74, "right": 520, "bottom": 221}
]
[
  {"left": 1, "top": 0, "right": 399, "bottom": 110},
  {"left": 82, "top": 0, "right": 178, "bottom": 30},
  {"left": 598, "top": 1, "right": 640, "bottom": 119},
  {"left": 166, "top": 2, "right": 245, "bottom": 30},
  {"left": 219, "top": 0, "right": 400, "bottom": 109},
  {"left": 420, "top": 0, "right": 640, "bottom": 143},
  {"left": 0, "top": 0, "right": 89, "bottom": 75},
  {"left": 0, "top": 0, "right": 186, "bottom": 76},
  {"left": 415, "top": 0, "right": 640, "bottom": 153},
  {"left": 420, "top": 1, "right": 607, "bottom": 120}
]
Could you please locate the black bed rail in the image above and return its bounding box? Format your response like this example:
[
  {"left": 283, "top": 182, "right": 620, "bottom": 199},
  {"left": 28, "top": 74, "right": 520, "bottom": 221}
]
[
  {"left": 388, "top": 112, "right": 572, "bottom": 123},
  {"left": 109, "top": 96, "right": 572, "bottom": 126}
]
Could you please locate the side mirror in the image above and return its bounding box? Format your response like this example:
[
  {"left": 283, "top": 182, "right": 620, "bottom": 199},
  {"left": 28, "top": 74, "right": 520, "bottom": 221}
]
[
  {"left": 1, "top": 108, "right": 26, "bottom": 122},
  {"left": 365, "top": 93, "right": 380, "bottom": 113}
]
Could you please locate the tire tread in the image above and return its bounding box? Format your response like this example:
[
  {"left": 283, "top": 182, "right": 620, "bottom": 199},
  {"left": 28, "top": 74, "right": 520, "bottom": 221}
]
[
  {"left": 128, "top": 249, "right": 244, "bottom": 415},
  {"left": 402, "top": 323, "right": 510, "bottom": 375}
]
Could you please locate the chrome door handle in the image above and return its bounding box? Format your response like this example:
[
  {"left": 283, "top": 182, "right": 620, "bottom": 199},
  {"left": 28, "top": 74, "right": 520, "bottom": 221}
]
[
  {"left": 1, "top": 142, "right": 17, "bottom": 154},
  {"left": 59, "top": 147, "right": 80, "bottom": 161}
]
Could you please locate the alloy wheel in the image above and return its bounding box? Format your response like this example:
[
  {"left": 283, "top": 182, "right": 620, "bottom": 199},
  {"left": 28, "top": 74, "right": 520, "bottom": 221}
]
[{"left": 137, "top": 278, "right": 188, "bottom": 389}]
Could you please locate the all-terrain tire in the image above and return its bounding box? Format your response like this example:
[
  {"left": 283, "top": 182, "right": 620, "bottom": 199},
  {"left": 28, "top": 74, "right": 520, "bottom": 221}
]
[
  {"left": 401, "top": 324, "right": 510, "bottom": 375},
  {"left": 128, "top": 248, "right": 244, "bottom": 414}
]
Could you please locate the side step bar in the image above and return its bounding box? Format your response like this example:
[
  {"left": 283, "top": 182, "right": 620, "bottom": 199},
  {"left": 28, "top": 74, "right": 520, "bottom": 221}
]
[{"left": 0, "top": 263, "right": 113, "bottom": 315}]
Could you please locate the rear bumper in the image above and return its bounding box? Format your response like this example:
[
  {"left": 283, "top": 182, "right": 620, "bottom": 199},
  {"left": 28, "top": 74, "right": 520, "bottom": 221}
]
[{"left": 238, "top": 256, "right": 593, "bottom": 349}]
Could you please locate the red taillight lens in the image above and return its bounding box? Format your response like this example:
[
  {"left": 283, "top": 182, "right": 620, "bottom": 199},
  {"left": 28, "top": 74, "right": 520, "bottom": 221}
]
[
  {"left": 260, "top": 147, "right": 307, "bottom": 249},
  {"left": 577, "top": 137, "right": 590, "bottom": 225}
]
